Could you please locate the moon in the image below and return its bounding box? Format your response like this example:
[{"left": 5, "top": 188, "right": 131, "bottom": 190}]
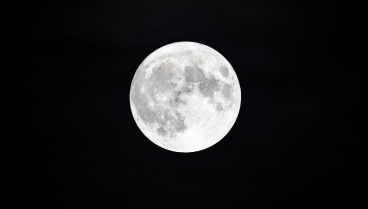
[{"left": 130, "top": 41, "right": 241, "bottom": 153}]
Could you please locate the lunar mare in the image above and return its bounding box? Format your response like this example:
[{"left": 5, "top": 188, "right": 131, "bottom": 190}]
[{"left": 130, "top": 42, "right": 241, "bottom": 152}]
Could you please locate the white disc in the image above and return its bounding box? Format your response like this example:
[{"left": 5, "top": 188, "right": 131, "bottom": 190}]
[{"left": 130, "top": 41, "right": 241, "bottom": 152}]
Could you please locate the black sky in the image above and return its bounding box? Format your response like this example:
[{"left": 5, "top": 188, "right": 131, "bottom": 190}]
[{"left": 6, "top": 0, "right": 362, "bottom": 208}]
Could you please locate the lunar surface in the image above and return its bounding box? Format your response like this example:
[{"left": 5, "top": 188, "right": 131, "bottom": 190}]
[{"left": 130, "top": 42, "right": 241, "bottom": 152}]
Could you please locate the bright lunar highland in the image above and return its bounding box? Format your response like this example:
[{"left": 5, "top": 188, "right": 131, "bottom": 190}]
[{"left": 130, "top": 42, "right": 241, "bottom": 152}]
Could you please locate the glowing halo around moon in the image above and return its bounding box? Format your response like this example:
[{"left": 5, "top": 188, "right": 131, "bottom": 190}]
[{"left": 129, "top": 41, "right": 241, "bottom": 153}]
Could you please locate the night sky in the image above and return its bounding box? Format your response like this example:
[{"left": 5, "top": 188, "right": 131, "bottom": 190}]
[{"left": 7, "top": 0, "right": 361, "bottom": 208}]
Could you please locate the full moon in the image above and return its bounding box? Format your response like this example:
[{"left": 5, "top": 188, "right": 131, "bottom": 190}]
[{"left": 130, "top": 42, "right": 241, "bottom": 152}]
